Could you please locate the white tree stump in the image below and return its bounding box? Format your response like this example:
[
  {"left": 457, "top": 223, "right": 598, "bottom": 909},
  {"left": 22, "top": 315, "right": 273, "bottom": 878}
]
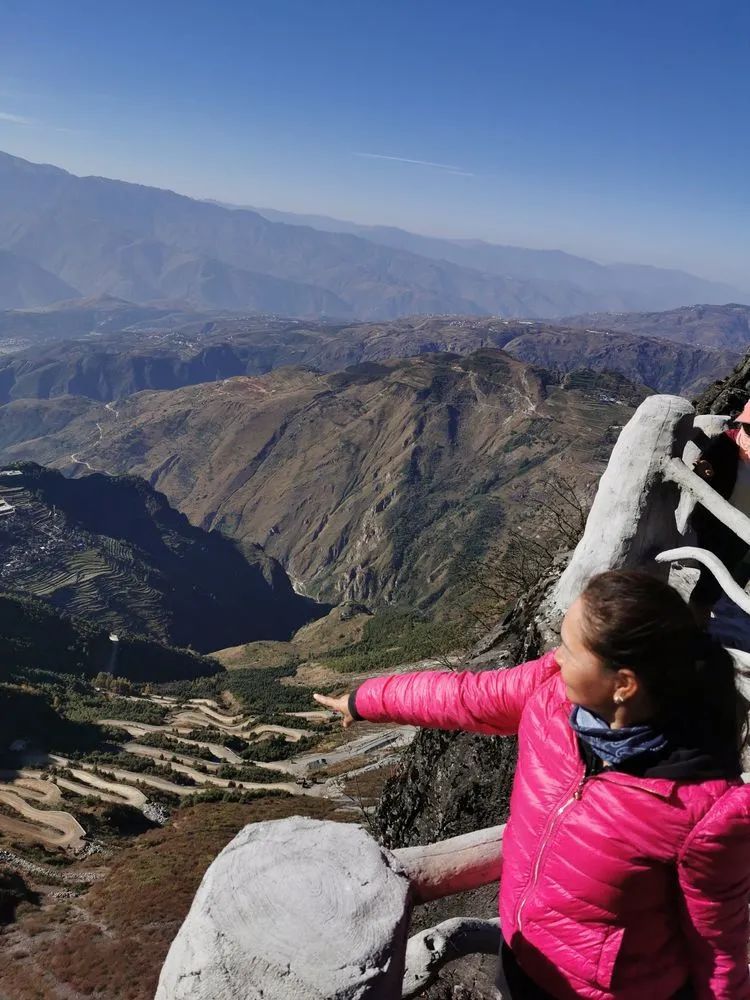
[{"left": 155, "top": 817, "right": 412, "bottom": 999}]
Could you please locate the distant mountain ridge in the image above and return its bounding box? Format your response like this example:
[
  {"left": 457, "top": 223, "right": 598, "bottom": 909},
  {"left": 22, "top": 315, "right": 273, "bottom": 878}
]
[
  {"left": 244, "top": 204, "right": 748, "bottom": 310},
  {"left": 564, "top": 304, "right": 750, "bottom": 352},
  {"left": 0, "top": 311, "right": 736, "bottom": 404},
  {"left": 0, "top": 149, "right": 746, "bottom": 320}
]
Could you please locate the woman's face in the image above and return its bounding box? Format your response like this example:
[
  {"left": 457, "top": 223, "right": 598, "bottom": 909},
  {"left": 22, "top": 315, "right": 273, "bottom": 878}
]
[{"left": 557, "top": 596, "right": 619, "bottom": 716}]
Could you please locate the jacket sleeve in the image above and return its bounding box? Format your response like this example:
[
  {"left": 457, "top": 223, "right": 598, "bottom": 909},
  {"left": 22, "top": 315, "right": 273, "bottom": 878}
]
[
  {"left": 677, "top": 785, "right": 750, "bottom": 1000},
  {"left": 352, "top": 649, "right": 560, "bottom": 736}
]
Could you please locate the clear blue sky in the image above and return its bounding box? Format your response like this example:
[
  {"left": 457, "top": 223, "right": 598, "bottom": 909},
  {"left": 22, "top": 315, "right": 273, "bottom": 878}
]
[{"left": 1, "top": 0, "right": 748, "bottom": 286}]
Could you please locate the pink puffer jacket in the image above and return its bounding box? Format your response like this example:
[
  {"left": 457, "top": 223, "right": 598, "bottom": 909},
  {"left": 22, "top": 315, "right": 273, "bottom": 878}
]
[{"left": 355, "top": 650, "right": 750, "bottom": 999}]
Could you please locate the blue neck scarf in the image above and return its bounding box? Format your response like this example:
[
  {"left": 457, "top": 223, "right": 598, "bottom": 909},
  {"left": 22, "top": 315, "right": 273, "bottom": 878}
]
[{"left": 569, "top": 705, "right": 668, "bottom": 766}]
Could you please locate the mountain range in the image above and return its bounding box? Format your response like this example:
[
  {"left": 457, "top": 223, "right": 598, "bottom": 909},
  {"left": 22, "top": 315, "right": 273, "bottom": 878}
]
[
  {"left": 564, "top": 303, "right": 750, "bottom": 351},
  {"left": 246, "top": 203, "right": 748, "bottom": 311},
  {"left": 0, "top": 307, "right": 737, "bottom": 405},
  {"left": 0, "top": 352, "right": 647, "bottom": 607},
  {"left": 0, "top": 150, "right": 746, "bottom": 319}
]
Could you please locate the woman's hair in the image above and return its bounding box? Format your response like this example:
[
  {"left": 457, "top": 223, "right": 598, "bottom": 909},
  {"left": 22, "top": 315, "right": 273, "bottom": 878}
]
[{"left": 580, "top": 569, "right": 748, "bottom": 768}]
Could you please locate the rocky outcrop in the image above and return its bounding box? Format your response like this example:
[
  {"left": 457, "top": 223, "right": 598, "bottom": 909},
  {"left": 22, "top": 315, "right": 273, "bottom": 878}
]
[{"left": 696, "top": 350, "right": 750, "bottom": 416}]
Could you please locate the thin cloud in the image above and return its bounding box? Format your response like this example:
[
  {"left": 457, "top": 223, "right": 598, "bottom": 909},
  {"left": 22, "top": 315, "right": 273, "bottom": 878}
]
[
  {"left": 0, "top": 111, "right": 35, "bottom": 126},
  {"left": 0, "top": 111, "right": 83, "bottom": 134},
  {"left": 354, "top": 152, "right": 474, "bottom": 177}
]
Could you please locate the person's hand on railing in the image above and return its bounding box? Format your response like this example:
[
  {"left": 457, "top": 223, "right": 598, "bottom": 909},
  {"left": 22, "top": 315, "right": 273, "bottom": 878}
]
[{"left": 313, "top": 691, "right": 356, "bottom": 728}]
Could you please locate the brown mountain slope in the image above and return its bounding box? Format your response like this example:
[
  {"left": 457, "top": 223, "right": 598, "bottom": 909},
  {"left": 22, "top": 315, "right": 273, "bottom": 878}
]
[
  {"left": 0, "top": 351, "right": 646, "bottom": 606},
  {"left": 564, "top": 303, "right": 750, "bottom": 352},
  {"left": 0, "top": 313, "right": 734, "bottom": 405}
]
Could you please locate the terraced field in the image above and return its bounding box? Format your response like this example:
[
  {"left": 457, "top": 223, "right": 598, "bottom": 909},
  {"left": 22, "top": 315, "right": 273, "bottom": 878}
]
[
  {"left": 0, "top": 482, "right": 165, "bottom": 634},
  {"left": 0, "top": 693, "right": 414, "bottom": 854}
]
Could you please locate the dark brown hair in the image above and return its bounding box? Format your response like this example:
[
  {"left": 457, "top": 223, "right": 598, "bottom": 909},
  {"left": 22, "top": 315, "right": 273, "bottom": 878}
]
[{"left": 580, "top": 569, "right": 747, "bottom": 768}]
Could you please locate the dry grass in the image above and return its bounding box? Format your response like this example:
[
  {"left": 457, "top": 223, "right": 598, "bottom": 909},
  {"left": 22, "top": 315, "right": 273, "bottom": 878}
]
[
  {"left": 343, "top": 764, "right": 398, "bottom": 809},
  {"left": 213, "top": 639, "right": 296, "bottom": 670},
  {"left": 0, "top": 795, "right": 352, "bottom": 999}
]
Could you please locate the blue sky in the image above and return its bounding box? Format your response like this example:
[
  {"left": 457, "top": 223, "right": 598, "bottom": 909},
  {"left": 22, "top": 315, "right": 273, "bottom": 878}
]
[{"left": 1, "top": 0, "right": 748, "bottom": 286}]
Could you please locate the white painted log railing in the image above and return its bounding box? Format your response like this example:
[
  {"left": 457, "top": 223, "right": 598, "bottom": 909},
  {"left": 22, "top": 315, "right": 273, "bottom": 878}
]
[
  {"left": 155, "top": 816, "right": 505, "bottom": 999},
  {"left": 552, "top": 395, "right": 750, "bottom": 616}
]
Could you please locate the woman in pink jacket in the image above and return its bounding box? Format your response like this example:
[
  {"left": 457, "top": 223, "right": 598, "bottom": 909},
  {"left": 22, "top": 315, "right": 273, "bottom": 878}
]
[{"left": 315, "top": 570, "right": 750, "bottom": 999}]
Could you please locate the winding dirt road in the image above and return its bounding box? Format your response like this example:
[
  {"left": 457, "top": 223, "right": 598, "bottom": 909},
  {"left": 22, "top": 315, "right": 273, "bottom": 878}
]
[{"left": 0, "top": 789, "right": 85, "bottom": 850}]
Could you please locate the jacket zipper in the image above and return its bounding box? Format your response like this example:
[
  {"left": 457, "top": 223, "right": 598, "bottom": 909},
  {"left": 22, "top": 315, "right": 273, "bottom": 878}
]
[{"left": 516, "top": 769, "right": 588, "bottom": 933}]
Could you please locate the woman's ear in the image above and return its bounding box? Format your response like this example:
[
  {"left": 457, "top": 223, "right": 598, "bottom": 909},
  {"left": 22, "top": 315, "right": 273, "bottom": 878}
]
[{"left": 614, "top": 668, "right": 639, "bottom": 702}]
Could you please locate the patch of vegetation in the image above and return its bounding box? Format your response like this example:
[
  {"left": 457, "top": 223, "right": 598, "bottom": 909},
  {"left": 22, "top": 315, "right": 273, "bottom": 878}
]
[
  {"left": 70, "top": 803, "right": 158, "bottom": 839},
  {"left": 0, "top": 867, "right": 40, "bottom": 924},
  {"left": 5, "top": 841, "right": 71, "bottom": 867},
  {"left": 71, "top": 751, "right": 196, "bottom": 786},
  {"left": 156, "top": 660, "right": 314, "bottom": 714},
  {"left": 0, "top": 677, "right": 106, "bottom": 758},
  {"left": 182, "top": 728, "right": 244, "bottom": 752},
  {"left": 322, "top": 608, "right": 464, "bottom": 673},
  {"left": 243, "top": 734, "right": 319, "bottom": 761},
  {"left": 67, "top": 694, "right": 169, "bottom": 727},
  {"left": 135, "top": 733, "right": 220, "bottom": 762},
  {"left": 216, "top": 763, "right": 293, "bottom": 783},
  {"left": 183, "top": 788, "right": 291, "bottom": 804}
]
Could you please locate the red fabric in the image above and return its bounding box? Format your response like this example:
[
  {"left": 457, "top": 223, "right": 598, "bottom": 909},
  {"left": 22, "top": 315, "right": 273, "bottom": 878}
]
[{"left": 355, "top": 653, "right": 750, "bottom": 999}]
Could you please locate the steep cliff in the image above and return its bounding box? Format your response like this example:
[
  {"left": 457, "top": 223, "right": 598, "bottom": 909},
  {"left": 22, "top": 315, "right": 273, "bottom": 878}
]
[{"left": 0, "top": 463, "right": 325, "bottom": 650}]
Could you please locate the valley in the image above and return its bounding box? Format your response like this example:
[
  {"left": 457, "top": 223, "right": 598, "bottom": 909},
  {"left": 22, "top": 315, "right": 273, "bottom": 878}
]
[
  {"left": 1, "top": 9, "right": 747, "bottom": 997},
  {"left": 0, "top": 622, "right": 423, "bottom": 999}
]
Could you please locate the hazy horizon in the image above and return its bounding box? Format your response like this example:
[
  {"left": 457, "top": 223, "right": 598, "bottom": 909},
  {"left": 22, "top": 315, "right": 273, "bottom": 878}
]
[{"left": 1, "top": 0, "right": 749, "bottom": 289}]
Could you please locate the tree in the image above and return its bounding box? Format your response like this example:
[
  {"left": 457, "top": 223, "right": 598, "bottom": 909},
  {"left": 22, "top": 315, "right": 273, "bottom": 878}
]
[{"left": 458, "top": 475, "right": 591, "bottom": 630}]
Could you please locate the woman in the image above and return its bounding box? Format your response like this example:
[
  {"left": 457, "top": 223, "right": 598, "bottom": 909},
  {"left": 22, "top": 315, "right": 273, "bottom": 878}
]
[
  {"left": 314, "top": 570, "right": 750, "bottom": 999},
  {"left": 691, "top": 400, "right": 750, "bottom": 622}
]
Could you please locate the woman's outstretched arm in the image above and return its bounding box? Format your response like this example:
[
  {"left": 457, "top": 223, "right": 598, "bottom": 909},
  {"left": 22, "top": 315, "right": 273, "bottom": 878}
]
[{"left": 314, "top": 648, "right": 559, "bottom": 736}]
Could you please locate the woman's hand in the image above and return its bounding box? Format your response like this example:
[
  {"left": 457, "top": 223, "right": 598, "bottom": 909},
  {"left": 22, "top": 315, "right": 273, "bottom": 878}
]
[{"left": 313, "top": 692, "right": 355, "bottom": 728}]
